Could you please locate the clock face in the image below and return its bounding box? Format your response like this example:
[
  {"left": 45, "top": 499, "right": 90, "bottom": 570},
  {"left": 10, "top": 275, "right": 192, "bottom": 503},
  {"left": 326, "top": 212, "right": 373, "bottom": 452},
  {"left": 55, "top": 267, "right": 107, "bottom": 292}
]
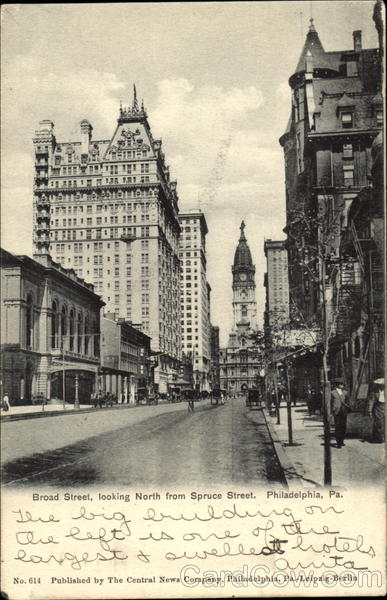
[{"left": 239, "top": 273, "right": 247, "bottom": 281}]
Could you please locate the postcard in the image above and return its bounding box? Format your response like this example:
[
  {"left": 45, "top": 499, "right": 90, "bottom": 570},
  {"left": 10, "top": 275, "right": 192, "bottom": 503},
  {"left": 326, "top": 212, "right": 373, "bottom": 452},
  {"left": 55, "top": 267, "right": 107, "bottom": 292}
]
[{"left": 1, "top": 1, "right": 385, "bottom": 598}]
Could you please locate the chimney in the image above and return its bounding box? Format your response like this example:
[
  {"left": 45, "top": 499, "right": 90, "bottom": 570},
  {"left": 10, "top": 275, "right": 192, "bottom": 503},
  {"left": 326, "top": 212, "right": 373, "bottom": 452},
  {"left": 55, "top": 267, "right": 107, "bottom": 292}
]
[
  {"left": 80, "top": 119, "right": 93, "bottom": 155},
  {"left": 353, "top": 30, "right": 362, "bottom": 52}
]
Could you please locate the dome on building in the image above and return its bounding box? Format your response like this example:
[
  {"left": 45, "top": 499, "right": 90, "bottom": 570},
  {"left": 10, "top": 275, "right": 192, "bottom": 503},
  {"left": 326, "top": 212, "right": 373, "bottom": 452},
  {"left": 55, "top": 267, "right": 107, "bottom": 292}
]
[{"left": 233, "top": 221, "right": 253, "bottom": 269}]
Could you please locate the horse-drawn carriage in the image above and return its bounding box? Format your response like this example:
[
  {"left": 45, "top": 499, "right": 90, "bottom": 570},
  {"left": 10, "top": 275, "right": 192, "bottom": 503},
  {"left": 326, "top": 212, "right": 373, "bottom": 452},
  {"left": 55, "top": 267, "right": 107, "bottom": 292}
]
[
  {"left": 245, "top": 388, "right": 262, "bottom": 409},
  {"left": 210, "top": 388, "right": 225, "bottom": 405},
  {"left": 92, "top": 392, "right": 117, "bottom": 408}
]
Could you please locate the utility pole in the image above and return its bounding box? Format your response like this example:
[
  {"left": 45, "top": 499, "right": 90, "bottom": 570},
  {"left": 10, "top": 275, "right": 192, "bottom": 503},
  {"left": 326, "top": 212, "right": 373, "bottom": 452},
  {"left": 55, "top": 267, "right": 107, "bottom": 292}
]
[
  {"left": 285, "top": 359, "right": 293, "bottom": 445},
  {"left": 62, "top": 339, "right": 66, "bottom": 410},
  {"left": 321, "top": 249, "right": 332, "bottom": 486}
]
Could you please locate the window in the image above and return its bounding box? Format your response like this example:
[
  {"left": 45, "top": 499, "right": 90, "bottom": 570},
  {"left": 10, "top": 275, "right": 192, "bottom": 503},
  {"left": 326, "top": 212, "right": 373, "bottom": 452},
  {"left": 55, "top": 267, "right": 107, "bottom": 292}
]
[
  {"left": 343, "top": 143, "right": 353, "bottom": 158},
  {"left": 26, "top": 295, "right": 33, "bottom": 349},
  {"left": 84, "top": 316, "right": 89, "bottom": 354},
  {"left": 69, "top": 309, "right": 75, "bottom": 351},
  {"left": 346, "top": 61, "right": 358, "bottom": 77},
  {"left": 341, "top": 112, "right": 353, "bottom": 128},
  {"left": 51, "top": 302, "right": 58, "bottom": 349},
  {"left": 376, "top": 110, "right": 383, "bottom": 127},
  {"left": 343, "top": 166, "right": 354, "bottom": 187},
  {"left": 61, "top": 306, "right": 68, "bottom": 345}
]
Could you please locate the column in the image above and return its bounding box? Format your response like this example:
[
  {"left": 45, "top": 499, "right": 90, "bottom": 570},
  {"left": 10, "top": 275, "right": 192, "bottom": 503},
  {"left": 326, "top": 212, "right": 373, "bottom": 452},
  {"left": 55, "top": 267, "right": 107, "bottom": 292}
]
[{"left": 74, "top": 374, "right": 80, "bottom": 409}]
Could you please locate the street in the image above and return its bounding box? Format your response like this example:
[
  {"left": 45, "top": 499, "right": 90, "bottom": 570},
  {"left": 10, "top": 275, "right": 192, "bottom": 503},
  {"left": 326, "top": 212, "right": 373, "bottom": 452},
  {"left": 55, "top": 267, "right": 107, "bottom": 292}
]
[{"left": 2, "top": 397, "right": 285, "bottom": 487}]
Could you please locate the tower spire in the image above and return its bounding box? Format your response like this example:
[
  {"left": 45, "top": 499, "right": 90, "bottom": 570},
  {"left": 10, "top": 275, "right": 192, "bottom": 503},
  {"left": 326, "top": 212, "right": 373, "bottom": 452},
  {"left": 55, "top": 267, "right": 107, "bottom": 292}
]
[
  {"left": 240, "top": 220, "right": 246, "bottom": 240},
  {"left": 132, "top": 84, "right": 139, "bottom": 111}
]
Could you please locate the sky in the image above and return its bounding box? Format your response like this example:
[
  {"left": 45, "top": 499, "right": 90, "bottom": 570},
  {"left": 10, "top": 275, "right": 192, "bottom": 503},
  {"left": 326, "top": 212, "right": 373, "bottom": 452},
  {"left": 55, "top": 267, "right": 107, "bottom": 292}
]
[{"left": 1, "top": 1, "right": 380, "bottom": 345}]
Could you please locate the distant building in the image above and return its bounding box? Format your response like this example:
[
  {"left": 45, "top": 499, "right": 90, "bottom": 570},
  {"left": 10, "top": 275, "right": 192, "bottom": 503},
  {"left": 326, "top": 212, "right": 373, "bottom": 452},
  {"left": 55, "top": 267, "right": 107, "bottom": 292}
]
[
  {"left": 100, "top": 314, "right": 152, "bottom": 403},
  {"left": 32, "top": 87, "right": 181, "bottom": 393},
  {"left": 178, "top": 211, "right": 211, "bottom": 391},
  {"left": 1, "top": 249, "right": 104, "bottom": 405},
  {"left": 263, "top": 239, "right": 289, "bottom": 329},
  {"left": 220, "top": 222, "right": 262, "bottom": 393}
]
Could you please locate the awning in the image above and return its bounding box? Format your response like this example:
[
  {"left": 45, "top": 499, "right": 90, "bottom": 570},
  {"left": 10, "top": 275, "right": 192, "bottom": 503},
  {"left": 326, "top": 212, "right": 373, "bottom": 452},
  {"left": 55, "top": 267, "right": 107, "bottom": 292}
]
[{"left": 50, "top": 360, "right": 98, "bottom": 374}]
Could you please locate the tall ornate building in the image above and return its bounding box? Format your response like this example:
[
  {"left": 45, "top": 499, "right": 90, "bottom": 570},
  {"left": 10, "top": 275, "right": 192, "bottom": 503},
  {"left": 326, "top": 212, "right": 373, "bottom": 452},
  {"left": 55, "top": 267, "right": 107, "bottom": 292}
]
[
  {"left": 178, "top": 211, "right": 211, "bottom": 391},
  {"left": 263, "top": 239, "right": 289, "bottom": 330},
  {"left": 279, "top": 7, "right": 383, "bottom": 406},
  {"left": 32, "top": 88, "right": 181, "bottom": 393},
  {"left": 220, "top": 222, "right": 261, "bottom": 393},
  {"left": 280, "top": 19, "right": 383, "bottom": 323}
]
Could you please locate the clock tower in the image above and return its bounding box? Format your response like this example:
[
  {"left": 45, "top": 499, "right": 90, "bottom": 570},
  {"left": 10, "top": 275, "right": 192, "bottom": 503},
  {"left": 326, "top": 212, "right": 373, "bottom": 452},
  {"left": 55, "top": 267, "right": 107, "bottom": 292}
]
[
  {"left": 219, "top": 221, "right": 262, "bottom": 394},
  {"left": 231, "top": 221, "right": 257, "bottom": 331}
]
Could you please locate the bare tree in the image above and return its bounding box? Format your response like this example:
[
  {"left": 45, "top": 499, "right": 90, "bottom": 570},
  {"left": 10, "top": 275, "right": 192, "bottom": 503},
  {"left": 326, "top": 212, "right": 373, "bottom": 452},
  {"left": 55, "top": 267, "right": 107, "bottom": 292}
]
[{"left": 286, "top": 187, "right": 343, "bottom": 485}]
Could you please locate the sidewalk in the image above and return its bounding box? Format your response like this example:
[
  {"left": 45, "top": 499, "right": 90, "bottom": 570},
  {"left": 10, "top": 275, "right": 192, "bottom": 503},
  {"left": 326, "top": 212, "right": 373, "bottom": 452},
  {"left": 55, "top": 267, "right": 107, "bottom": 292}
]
[
  {"left": 263, "top": 401, "right": 384, "bottom": 489},
  {"left": 0, "top": 397, "right": 207, "bottom": 422},
  {"left": 0, "top": 400, "right": 160, "bottom": 421}
]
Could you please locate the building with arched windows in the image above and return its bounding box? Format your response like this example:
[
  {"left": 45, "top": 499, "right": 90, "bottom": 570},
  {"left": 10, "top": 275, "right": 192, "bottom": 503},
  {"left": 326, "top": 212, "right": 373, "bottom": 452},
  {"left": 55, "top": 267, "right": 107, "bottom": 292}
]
[
  {"left": 1, "top": 248, "right": 104, "bottom": 405},
  {"left": 219, "top": 222, "right": 263, "bottom": 393}
]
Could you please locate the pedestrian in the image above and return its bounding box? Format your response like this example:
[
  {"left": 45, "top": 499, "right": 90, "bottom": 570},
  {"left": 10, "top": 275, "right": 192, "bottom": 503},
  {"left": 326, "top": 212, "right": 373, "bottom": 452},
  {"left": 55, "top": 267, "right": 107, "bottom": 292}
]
[
  {"left": 187, "top": 392, "right": 194, "bottom": 413},
  {"left": 367, "top": 378, "right": 385, "bottom": 443},
  {"left": 330, "top": 377, "right": 351, "bottom": 448},
  {"left": 305, "top": 383, "right": 314, "bottom": 415},
  {"left": 270, "top": 388, "right": 277, "bottom": 415},
  {"left": 2, "top": 394, "right": 10, "bottom": 412},
  {"left": 220, "top": 391, "right": 225, "bottom": 405}
]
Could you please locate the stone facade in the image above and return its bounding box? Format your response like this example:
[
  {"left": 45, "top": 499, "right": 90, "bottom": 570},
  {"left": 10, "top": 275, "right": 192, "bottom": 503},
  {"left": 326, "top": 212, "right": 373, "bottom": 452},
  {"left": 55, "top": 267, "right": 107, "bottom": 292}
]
[
  {"left": 220, "top": 222, "right": 262, "bottom": 393},
  {"left": 263, "top": 239, "right": 289, "bottom": 329},
  {"left": 178, "top": 211, "right": 211, "bottom": 391},
  {"left": 1, "top": 249, "right": 104, "bottom": 405},
  {"left": 32, "top": 89, "right": 181, "bottom": 393},
  {"left": 100, "top": 314, "right": 152, "bottom": 403},
  {"left": 279, "top": 13, "right": 384, "bottom": 409}
]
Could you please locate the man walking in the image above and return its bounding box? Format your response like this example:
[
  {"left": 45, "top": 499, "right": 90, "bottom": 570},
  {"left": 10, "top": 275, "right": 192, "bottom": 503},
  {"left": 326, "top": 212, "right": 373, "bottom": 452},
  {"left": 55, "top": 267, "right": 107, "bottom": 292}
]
[{"left": 331, "top": 378, "right": 350, "bottom": 448}]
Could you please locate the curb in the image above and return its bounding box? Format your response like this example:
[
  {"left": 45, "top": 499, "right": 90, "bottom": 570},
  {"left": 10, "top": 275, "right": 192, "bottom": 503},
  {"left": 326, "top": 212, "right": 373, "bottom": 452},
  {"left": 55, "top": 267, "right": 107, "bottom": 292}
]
[
  {"left": 261, "top": 408, "right": 306, "bottom": 489},
  {"left": 0, "top": 403, "right": 138, "bottom": 422},
  {"left": 0, "top": 399, "right": 213, "bottom": 423}
]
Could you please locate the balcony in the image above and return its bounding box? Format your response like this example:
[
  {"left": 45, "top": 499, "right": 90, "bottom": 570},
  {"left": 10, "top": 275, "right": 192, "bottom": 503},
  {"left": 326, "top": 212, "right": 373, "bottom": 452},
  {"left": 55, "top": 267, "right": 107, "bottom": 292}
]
[
  {"left": 35, "top": 147, "right": 48, "bottom": 155},
  {"left": 35, "top": 223, "right": 50, "bottom": 233},
  {"left": 121, "top": 233, "right": 136, "bottom": 243},
  {"left": 35, "top": 237, "right": 50, "bottom": 247},
  {"left": 36, "top": 196, "right": 50, "bottom": 209},
  {"left": 335, "top": 283, "right": 363, "bottom": 339},
  {"left": 36, "top": 211, "right": 50, "bottom": 221}
]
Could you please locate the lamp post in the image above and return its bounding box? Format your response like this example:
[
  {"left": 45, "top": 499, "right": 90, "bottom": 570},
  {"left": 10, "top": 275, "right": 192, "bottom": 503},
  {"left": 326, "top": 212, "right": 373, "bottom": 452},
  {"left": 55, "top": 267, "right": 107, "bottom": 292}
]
[{"left": 74, "top": 374, "right": 80, "bottom": 409}]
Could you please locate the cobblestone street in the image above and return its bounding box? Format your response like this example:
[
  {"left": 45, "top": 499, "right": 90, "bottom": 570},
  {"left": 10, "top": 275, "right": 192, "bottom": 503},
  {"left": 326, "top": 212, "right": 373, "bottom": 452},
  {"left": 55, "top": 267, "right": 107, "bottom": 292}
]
[{"left": 2, "top": 398, "right": 285, "bottom": 487}]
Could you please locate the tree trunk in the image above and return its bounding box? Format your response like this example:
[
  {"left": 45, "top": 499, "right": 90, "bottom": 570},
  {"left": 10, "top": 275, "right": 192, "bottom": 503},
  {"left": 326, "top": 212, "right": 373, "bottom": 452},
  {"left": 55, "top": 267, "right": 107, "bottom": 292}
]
[{"left": 322, "top": 350, "right": 332, "bottom": 486}]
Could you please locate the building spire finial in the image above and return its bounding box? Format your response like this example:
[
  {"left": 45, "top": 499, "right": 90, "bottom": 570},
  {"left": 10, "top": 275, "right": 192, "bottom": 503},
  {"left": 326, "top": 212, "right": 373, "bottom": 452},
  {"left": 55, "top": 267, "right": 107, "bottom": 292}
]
[
  {"left": 309, "top": 17, "right": 315, "bottom": 32},
  {"left": 132, "top": 84, "right": 139, "bottom": 111},
  {"left": 240, "top": 220, "right": 246, "bottom": 240}
]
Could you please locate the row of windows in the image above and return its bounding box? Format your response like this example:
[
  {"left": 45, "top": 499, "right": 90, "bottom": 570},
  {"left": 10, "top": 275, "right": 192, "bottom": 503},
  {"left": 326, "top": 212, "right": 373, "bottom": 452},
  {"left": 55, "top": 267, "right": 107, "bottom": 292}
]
[
  {"left": 49, "top": 225, "right": 151, "bottom": 241},
  {"left": 52, "top": 200, "right": 157, "bottom": 217},
  {"left": 49, "top": 175, "right": 154, "bottom": 188},
  {"left": 52, "top": 214, "right": 146, "bottom": 226}
]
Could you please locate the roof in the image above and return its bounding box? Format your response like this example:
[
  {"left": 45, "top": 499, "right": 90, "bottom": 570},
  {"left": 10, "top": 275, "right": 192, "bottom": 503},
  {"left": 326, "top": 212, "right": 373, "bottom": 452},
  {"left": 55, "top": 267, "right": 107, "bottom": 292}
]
[
  {"left": 0, "top": 248, "right": 105, "bottom": 304},
  {"left": 233, "top": 221, "right": 253, "bottom": 269},
  {"left": 294, "top": 19, "right": 332, "bottom": 74}
]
